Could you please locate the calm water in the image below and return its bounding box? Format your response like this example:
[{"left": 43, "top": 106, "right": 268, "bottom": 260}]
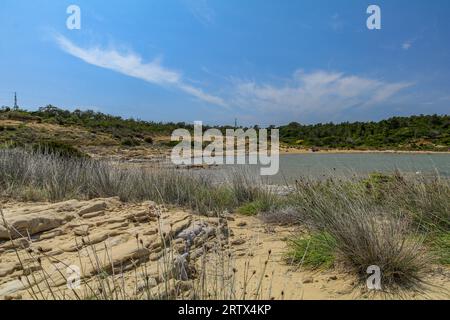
[{"left": 197, "top": 153, "right": 450, "bottom": 184}]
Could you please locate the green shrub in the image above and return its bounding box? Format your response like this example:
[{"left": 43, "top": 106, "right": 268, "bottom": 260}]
[
  {"left": 291, "top": 178, "right": 430, "bottom": 290},
  {"left": 32, "top": 141, "right": 88, "bottom": 158},
  {"left": 238, "top": 201, "right": 262, "bottom": 216},
  {"left": 144, "top": 136, "right": 154, "bottom": 144},
  {"left": 121, "top": 137, "right": 141, "bottom": 147},
  {"left": 1, "top": 141, "right": 88, "bottom": 159},
  {"left": 428, "top": 232, "right": 450, "bottom": 265},
  {"left": 363, "top": 172, "right": 396, "bottom": 186},
  {"left": 160, "top": 140, "right": 180, "bottom": 148},
  {"left": 286, "top": 232, "right": 336, "bottom": 269}
]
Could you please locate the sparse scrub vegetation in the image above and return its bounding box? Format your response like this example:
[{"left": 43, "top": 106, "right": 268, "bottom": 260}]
[
  {"left": 2, "top": 107, "right": 449, "bottom": 151},
  {"left": 120, "top": 137, "right": 141, "bottom": 147},
  {"left": 260, "top": 175, "right": 450, "bottom": 292},
  {"left": 0, "top": 148, "right": 260, "bottom": 215},
  {"left": 259, "top": 206, "right": 300, "bottom": 224},
  {"left": 0, "top": 147, "right": 449, "bottom": 294}
]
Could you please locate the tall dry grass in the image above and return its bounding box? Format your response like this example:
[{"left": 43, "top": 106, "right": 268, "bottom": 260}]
[
  {"left": 279, "top": 175, "right": 450, "bottom": 292},
  {"left": 0, "top": 148, "right": 262, "bottom": 215},
  {"left": 1, "top": 147, "right": 448, "bottom": 293}
]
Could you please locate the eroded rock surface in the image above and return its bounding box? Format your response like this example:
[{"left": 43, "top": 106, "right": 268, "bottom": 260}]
[
  {"left": 0, "top": 199, "right": 119, "bottom": 240},
  {"left": 1, "top": 198, "right": 449, "bottom": 300},
  {"left": 0, "top": 198, "right": 225, "bottom": 299}
]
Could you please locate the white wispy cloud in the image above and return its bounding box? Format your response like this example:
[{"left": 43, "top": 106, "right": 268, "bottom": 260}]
[
  {"left": 402, "top": 41, "right": 412, "bottom": 50},
  {"left": 183, "top": 0, "right": 215, "bottom": 26},
  {"left": 54, "top": 34, "right": 414, "bottom": 123},
  {"left": 55, "top": 34, "right": 226, "bottom": 106},
  {"left": 230, "top": 70, "right": 413, "bottom": 118}
]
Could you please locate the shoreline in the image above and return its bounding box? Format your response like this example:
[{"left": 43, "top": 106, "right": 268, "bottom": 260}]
[{"left": 279, "top": 148, "right": 450, "bottom": 155}]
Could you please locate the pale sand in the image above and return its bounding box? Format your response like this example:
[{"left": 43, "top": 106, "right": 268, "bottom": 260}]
[
  {"left": 0, "top": 199, "right": 448, "bottom": 300},
  {"left": 227, "top": 215, "right": 450, "bottom": 300}
]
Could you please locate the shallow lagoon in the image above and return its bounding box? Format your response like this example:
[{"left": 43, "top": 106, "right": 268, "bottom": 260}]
[{"left": 197, "top": 153, "right": 450, "bottom": 184}]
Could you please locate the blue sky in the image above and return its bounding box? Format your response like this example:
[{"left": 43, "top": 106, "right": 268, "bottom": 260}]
[{"left": 0, "top": 0, "right": 449, "bottom": 126}]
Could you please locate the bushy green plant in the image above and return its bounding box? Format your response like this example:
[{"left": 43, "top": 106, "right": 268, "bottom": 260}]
[
  {"left": 121, "top": 137, "right": 141, "bottom": 147},
  {"left": 428, "top": 232, "right": 450, "bottom": 265},
  {"left": 238, "top": 201, "right": 262, "bottom": 216},
  {"left": 286, "top": 232, "right": 336, "bottom": 269},
  {"left": 33, "top": 141, "right": 88, "bottom": 158},
  {"left": 1, "top": 141, "right": 88, "bottom": 158},
  {"left": 291, "top": 178, "right": 431, "bottom": 290}
]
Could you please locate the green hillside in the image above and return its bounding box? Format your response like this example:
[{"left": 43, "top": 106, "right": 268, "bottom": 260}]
[
  {"left": 1, "top": 105, "right": 449, "bottom": 151},
  {"left": 278, "top": 115, "right": 450, "bottom": 151}
]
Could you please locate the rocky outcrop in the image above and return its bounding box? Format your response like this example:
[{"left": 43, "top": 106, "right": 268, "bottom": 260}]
[
  {"left": 0, "top": 198, "right": 226, "bottom": 300},
  {"left": 0, "top": 198, "right": 119, "bottom": 240},
  {"left": 1, "top": 198, "right": 449, "bottom": 300}
]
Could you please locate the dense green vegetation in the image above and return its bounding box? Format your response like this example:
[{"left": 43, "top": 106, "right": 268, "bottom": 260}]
[
  {"left": 1, "top": 106, "right": 449, "bottom": 151},
  {"left": 279, "top": 115, "right": 450, "bottom": 151}
]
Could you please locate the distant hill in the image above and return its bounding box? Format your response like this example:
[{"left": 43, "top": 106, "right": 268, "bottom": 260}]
[
  {"left": 278, "top": 115, "right": 450, "bottom": 151},
  {"left": 0, "top": 105, "right": 190, "bottom": 150},
  {"left": 1, "top": 105, "right": 449, "bottom": 152}
]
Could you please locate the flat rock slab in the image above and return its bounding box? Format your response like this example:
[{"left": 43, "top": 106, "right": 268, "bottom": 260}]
[
  {"left": 0, "top": 198, "right": 224, "bottom": 300},
  {"left": 0, "top": 198, "right": 120, "bottom": 240}
]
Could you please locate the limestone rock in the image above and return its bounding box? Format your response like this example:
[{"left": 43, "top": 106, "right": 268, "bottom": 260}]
[
  {"left": 82, "top": 211, "right": 105, "bottom": 219},
  {"left": 0, "top": 237, "right": 30, "bottom": 250},
  {"left": 73, "top": 225, "right": 90, "bottom": 237},
  {"left": 77, "top": 201, "right": 107, "bottom": 216},
  {"left": 0, "top": 262, "right": 20, "bottom": 277},
  {"left": 38, "top": 229, "right": 64, "bottom": 240},
  {"left": 0, "top": 280, "right": 26, "bottom": 297},
  {"left": 0, "top": 213, "right": 73, "bottom": 240},
  {"left": 303, "top": 276, "right": 314, "bottom": 284},
  {"left": 231, "top": 238, "right": 246, "bottom": 246},
  {"left": 0, "top": 198, "right": 225, "bottom": 300},
  {"left": 96, "top": 240, "right": 151, "bottom": 274}
]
